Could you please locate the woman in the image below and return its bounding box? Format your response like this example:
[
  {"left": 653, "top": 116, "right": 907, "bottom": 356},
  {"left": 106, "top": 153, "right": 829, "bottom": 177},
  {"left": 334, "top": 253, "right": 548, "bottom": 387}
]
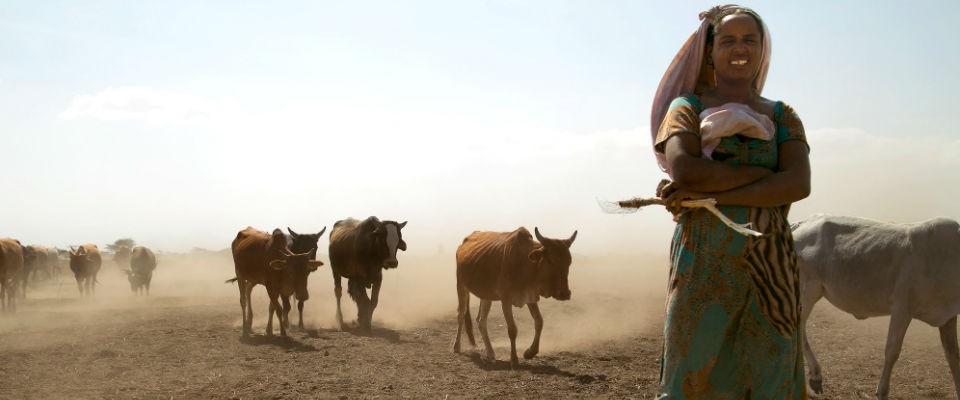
[{"left": 651, "top": 5, "right": 810, "bottom": 399}]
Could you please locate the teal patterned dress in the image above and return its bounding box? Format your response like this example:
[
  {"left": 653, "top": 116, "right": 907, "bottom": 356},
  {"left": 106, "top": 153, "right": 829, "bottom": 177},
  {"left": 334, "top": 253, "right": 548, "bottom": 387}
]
[{"left": 653, "top": 94, "right": 808, "bottom": 399}]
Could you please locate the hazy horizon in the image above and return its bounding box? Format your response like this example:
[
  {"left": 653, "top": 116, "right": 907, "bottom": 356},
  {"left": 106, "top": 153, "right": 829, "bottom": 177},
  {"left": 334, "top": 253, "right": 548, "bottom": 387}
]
[{"left": 2, "top": 1, "right": 958, "bottom": 255}]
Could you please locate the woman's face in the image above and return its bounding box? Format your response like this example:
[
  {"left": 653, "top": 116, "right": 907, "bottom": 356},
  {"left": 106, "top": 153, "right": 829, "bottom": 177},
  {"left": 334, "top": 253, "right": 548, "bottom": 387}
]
[{"left": 709, "top": 13, "right": 763, "bottom": 84}]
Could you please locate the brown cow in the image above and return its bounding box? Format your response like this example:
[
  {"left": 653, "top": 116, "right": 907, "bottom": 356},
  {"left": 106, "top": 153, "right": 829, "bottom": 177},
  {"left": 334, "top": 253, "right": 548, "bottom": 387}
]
[
  {"left": 453, "top": 227, "right": 577, "bottom": 367},
  {"left": 69, "top": 244, "right": 102, "bottom": 297},
  {"left": 0, "top": 238, "right": 24, "bottom": 313},
  {"left": 229, "top": 227, "right": 324, "bottom": 337},
  {"left": 113, "top": 245, "right": 132, "bottom": 268},
  {"left": 21, "top": 245, "right": 48, "bottom": 298},
  {"left": 125, "top": 246, "right": 157, "bottom": 295}
]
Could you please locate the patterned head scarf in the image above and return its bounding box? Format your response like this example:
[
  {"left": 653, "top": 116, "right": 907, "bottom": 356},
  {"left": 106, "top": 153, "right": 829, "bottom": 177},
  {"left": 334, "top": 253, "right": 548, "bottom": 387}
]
[{"left": 650, "top": 5, "right": 772, "bottom": 171}]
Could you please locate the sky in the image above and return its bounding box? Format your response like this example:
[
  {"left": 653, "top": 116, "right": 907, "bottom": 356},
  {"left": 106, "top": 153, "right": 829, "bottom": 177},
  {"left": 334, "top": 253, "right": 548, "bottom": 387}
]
[{"left": 1, "top": 1, "right": 958, "bottom": 255}]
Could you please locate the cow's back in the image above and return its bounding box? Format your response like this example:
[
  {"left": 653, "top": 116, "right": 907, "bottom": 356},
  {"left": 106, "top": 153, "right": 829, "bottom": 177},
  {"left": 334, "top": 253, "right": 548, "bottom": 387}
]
[
  {"left": 795, "top": 215, "right": 960, "bottom": 323},
  {"left": 456, "top": 229, "right": 536, "bottom": 301},
  {"left": 130, "top": 246, "right": 157, "bottom": 273},
  {"left": 0, "top": 239, "right": 24, "bottom": 282},
  {"left": 329, "top": 218, "right": 361, "bottom": 278},
  {"left": 232, "top": 227, "right": 272, "bottom": 285}
]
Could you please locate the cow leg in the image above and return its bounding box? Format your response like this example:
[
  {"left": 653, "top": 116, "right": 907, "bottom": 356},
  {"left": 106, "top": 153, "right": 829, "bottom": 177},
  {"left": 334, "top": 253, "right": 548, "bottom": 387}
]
[
  {"left": 938, "top": 316, "right": 960, "bottom": 399},
  {"left": 523, "top": 302, "right": 543, "bottom": 360},
  {"left": 243, "top": 282, "right": 255, "bottom": 335},
  {"left": 333, "top": 274, "right": 345, "bottom": 330},
  {"left": 266, "top": 289, "right": 279, "bottom": 336},
  {"left": 297, "top": 299, "right": 305, "bottom": 330},
  {"left": 800, "top": 281, "right": 825, "bottom": 394},
  {"left": 877, "top": 306, "right": 912, "bottom": 400},
  {"left": 75, "top": 276, "right": 83, "bottom": 297},
  {"left": 501, "top": 300, "right": 520, "bottom": 368},
  {"left": 281, "top": 295, "right": 292, "bottom": 331},
  {"left": 238, "top": 280, "right": 249, "bottom": 335},
  {"left": 349, "top": 280, "right": 372, "bottom": 332},
  {"left": 454, "top": 279, "right": 475, "bottom": 353},
  {"left": 368, "top": 280, "right": 382, "bottom": 331},
  {"left": 477, "top": 299, "right": 495, "bottom": 361}
]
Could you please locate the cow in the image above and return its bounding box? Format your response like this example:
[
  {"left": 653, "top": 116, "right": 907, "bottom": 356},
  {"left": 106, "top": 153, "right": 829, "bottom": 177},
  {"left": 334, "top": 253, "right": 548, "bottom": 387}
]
[
  {"left": 285, "top": 226, "right": 327, "bottom": 330},
  {"left": 453, "top": 227, "right": 577, "bottom": 367},
  {"left": 45, "top": 247, "right": 62, "bottom": 281},
  {"left": 125, "top": 246, "right": 157, "bottom": 295},
  {"left": 113, "top": 245, "right": 132, "bottom": 268},
  {"left": 69, "top": 244, "right": 102, "bottom": 297},
  {"left": 793, "top": 214, "right": 960, "bottom": 400},
  {"left": 0, "top": 238, "right": 24, "bottom": 313},
  {"left": 328, "top": 217, "right": 407, "bottom": 332},
  {"left": 21, "top": 245, "right": 48, "bottom": 298},
  {"left": 228, "top": 227, "right": 324, "bottom": 337}
]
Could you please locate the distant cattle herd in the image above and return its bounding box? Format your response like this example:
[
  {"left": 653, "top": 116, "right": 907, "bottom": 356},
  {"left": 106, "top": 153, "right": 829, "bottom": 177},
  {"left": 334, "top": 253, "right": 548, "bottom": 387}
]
[{"left": 2, "top": 214, "right": 959, "bottom": 398}]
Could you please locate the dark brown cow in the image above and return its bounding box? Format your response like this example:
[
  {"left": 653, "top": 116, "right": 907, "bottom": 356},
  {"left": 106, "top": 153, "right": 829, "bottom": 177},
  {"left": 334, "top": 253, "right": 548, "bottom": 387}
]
[
  {"left": 69, "top": 244, "right": 102, "bottom": 297},
  {"left": 0, "top": 238, "right": 24, "bottom": 313},
  {"left": 21, "top": 245, "right": 48, "bottom": 298},
  {"left": 113, "top": 245, "right": 132, "bottom": 268},
  {"left": 328, "top": 217, "right": 406, "bottom": 332},
  {"left": 125, "top": 246, "right": 157, "bottom": 295},
  {"left": 453, "top": 227, "right": 577, "bottom": 367},
  {"left": 229, "top": 227, "right": 323, "bottom": 337},
  {"left": 285, "top": 226, "right": 327, "bottom": 330}
]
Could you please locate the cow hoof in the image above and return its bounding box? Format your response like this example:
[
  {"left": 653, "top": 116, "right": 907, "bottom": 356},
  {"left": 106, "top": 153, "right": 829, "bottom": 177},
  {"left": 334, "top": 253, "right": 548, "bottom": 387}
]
[
  {"left": 809, "top": 378, "right": 822, "bottom": 394},
  {"left": 523, "top": 348, "right": 538, "bottom": 360},
  {"left": 510, "top": 358, "right": 520, "bottom": 369},
  {"left": 453, "top": 343, "right": 461, "bottom": 353}
]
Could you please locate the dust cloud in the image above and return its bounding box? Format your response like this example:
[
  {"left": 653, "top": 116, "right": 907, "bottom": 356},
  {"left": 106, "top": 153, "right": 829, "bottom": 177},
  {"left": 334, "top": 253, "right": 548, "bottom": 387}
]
[{"left": 0, "top": 245, "right": 671, "bottom": 356}]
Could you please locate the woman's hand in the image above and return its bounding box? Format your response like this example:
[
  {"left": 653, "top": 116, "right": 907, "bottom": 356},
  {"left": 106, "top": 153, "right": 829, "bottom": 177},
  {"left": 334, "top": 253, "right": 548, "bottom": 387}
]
[{"left": 660, "top": 184, "right": 710, "bottom": 219}]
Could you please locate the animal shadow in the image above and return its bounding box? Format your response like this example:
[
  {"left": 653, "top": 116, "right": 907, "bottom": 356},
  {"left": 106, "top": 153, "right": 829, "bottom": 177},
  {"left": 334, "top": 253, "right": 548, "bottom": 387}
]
[
  {"left": 240, "top": 334, "right": 318, "bottom": 352},
  {"left": 342, "top": 324, "right": 404, "bottom": 343},
  {"left": 464, "top": 352, "right": 576, "bottom": 378}
]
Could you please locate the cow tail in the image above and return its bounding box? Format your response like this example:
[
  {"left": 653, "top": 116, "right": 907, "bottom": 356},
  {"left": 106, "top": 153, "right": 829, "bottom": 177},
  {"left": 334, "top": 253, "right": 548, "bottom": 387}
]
[{"left": 224, "top": 277, "right": 239, "bottom": 284}]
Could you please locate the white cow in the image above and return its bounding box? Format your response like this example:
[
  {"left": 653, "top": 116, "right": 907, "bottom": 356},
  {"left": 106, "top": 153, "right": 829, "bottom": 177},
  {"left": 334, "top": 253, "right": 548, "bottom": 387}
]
[{"left": 793, "top": 214, "right": 960, "bottom": 399}]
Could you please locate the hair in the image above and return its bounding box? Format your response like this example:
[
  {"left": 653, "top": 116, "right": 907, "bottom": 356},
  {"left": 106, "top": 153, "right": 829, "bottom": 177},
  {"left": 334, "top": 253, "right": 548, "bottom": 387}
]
[{"left": 704, "top": 6, "right": 764, "bottom": 45}]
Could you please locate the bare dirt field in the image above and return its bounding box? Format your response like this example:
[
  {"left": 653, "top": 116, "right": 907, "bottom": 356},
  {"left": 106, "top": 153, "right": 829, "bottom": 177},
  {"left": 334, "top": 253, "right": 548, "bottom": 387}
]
[{"left": 0, "top": 251, "right": 957, "bottom": 399}]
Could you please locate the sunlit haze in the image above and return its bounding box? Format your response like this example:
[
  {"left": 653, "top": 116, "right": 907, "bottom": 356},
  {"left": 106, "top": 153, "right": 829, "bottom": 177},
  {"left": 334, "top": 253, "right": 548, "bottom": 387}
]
[{"left": 2, "top": 1, "right": 958, "bottom": 256}]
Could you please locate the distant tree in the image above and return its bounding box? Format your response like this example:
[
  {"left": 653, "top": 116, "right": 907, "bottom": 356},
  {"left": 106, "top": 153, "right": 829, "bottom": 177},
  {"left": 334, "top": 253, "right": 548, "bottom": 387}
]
[{"left": 107, "top": 238, "right": 136, "bottom": 252}]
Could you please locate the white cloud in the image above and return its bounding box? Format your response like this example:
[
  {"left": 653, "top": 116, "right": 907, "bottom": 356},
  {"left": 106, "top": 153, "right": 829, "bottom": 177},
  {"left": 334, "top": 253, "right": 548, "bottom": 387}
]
[
  {"left": 58, "top": 86, "right": 234, "bottom": 124},
  {"left": 793, "top": 127, "right": 960, "bottom": 223}
]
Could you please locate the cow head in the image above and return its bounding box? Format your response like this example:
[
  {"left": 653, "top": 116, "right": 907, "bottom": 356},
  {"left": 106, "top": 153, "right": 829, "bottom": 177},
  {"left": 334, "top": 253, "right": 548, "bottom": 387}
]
[
  {"left": 269, "top": 249, "right": 324, "bottom": 301},
  {"left": 529, "top": 227, "right": 578, "bottom": 301},
  {"left": 287, "top": 226, "right": 327, "bottom": 259},
  {"left": 124, "top": 269, "right": 147, "bottom": 291},
  {"left": 372, "top": 220, "right": 407, "bottom": 269}
]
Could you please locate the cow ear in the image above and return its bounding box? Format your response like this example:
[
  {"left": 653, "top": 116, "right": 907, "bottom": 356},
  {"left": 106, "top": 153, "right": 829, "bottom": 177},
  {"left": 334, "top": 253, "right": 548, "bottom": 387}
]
[
  {"left": 307, "top": 260, "right": 324, "bottom": 271},
  {"left": 528, "top": 249, "right": 543, "bottom": 262},
  {"left": 398, "top": 240, "right": 407, "bottom": 251},
  {"left": 269, "top": 259, "right": 287, "bottom": 270}
]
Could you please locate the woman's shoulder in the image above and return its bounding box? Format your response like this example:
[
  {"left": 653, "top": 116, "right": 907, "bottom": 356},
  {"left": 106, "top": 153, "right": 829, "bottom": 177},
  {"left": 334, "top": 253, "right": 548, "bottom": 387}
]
[
  {"left": 756, "top": 96, "right": 801, "bottom": 122},
  {"left": 668, "top": 93, "right": 704, "bottom": 111}
]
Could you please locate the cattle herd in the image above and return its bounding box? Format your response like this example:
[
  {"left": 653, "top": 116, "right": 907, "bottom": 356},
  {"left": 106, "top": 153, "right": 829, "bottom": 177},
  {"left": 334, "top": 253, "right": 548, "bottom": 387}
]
[{"left": 2, "top": 213, "right": 959, "bottom": 399}]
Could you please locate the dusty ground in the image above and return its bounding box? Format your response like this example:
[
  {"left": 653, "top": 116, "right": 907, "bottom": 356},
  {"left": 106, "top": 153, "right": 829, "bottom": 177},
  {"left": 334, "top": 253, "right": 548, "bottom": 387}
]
[{"left": 0, "top": 252, "right": 957, "bottom": 399}]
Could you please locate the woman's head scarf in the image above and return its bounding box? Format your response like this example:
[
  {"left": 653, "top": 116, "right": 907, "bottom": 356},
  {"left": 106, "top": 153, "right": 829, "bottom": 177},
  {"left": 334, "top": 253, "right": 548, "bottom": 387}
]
[{"left": 650, "top": 5, "right": 772, "bottom": 171}]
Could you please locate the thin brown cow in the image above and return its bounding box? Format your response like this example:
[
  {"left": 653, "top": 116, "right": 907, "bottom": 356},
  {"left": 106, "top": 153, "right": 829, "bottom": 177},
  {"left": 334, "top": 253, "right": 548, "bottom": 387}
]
[
  {"left": 229, "top": 227, "right": 323, "bottom": 337},
  {"left": 69, "top": 244, "right": 102, "bottom": 297},
  {"left": 453, "top": 227, "right": 577, "bottom": 367}
]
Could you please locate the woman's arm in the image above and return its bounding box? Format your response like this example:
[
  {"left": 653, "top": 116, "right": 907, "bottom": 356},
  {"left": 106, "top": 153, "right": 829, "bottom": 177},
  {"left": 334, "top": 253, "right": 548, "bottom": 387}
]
[
  {"left": 664, "top": 140, "right": 810, "bottom": 208},
  {"left": 663, "top": 131, "right": 774, "bottom": 192}
]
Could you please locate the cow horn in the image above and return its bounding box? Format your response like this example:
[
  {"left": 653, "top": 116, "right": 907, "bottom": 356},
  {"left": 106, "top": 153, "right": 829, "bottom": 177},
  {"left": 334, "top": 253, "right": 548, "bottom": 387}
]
[
  {"left": 287, "top": 227, "right": 299, "bottom": 237},
  {"left": 281, "top": 247, "right": 293, "bottom": 256},
  {"left": 318, "top": 226, "right": 327, "bottom": 237},
  {"left": 566, "top": 230, "right": 578, "bottom": 247},
  {"left": 398, "top": 221, "right": 407, "bottom": 229},
  {"left": 534, "top": 227, "right": 545, "bottom": 242}
]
